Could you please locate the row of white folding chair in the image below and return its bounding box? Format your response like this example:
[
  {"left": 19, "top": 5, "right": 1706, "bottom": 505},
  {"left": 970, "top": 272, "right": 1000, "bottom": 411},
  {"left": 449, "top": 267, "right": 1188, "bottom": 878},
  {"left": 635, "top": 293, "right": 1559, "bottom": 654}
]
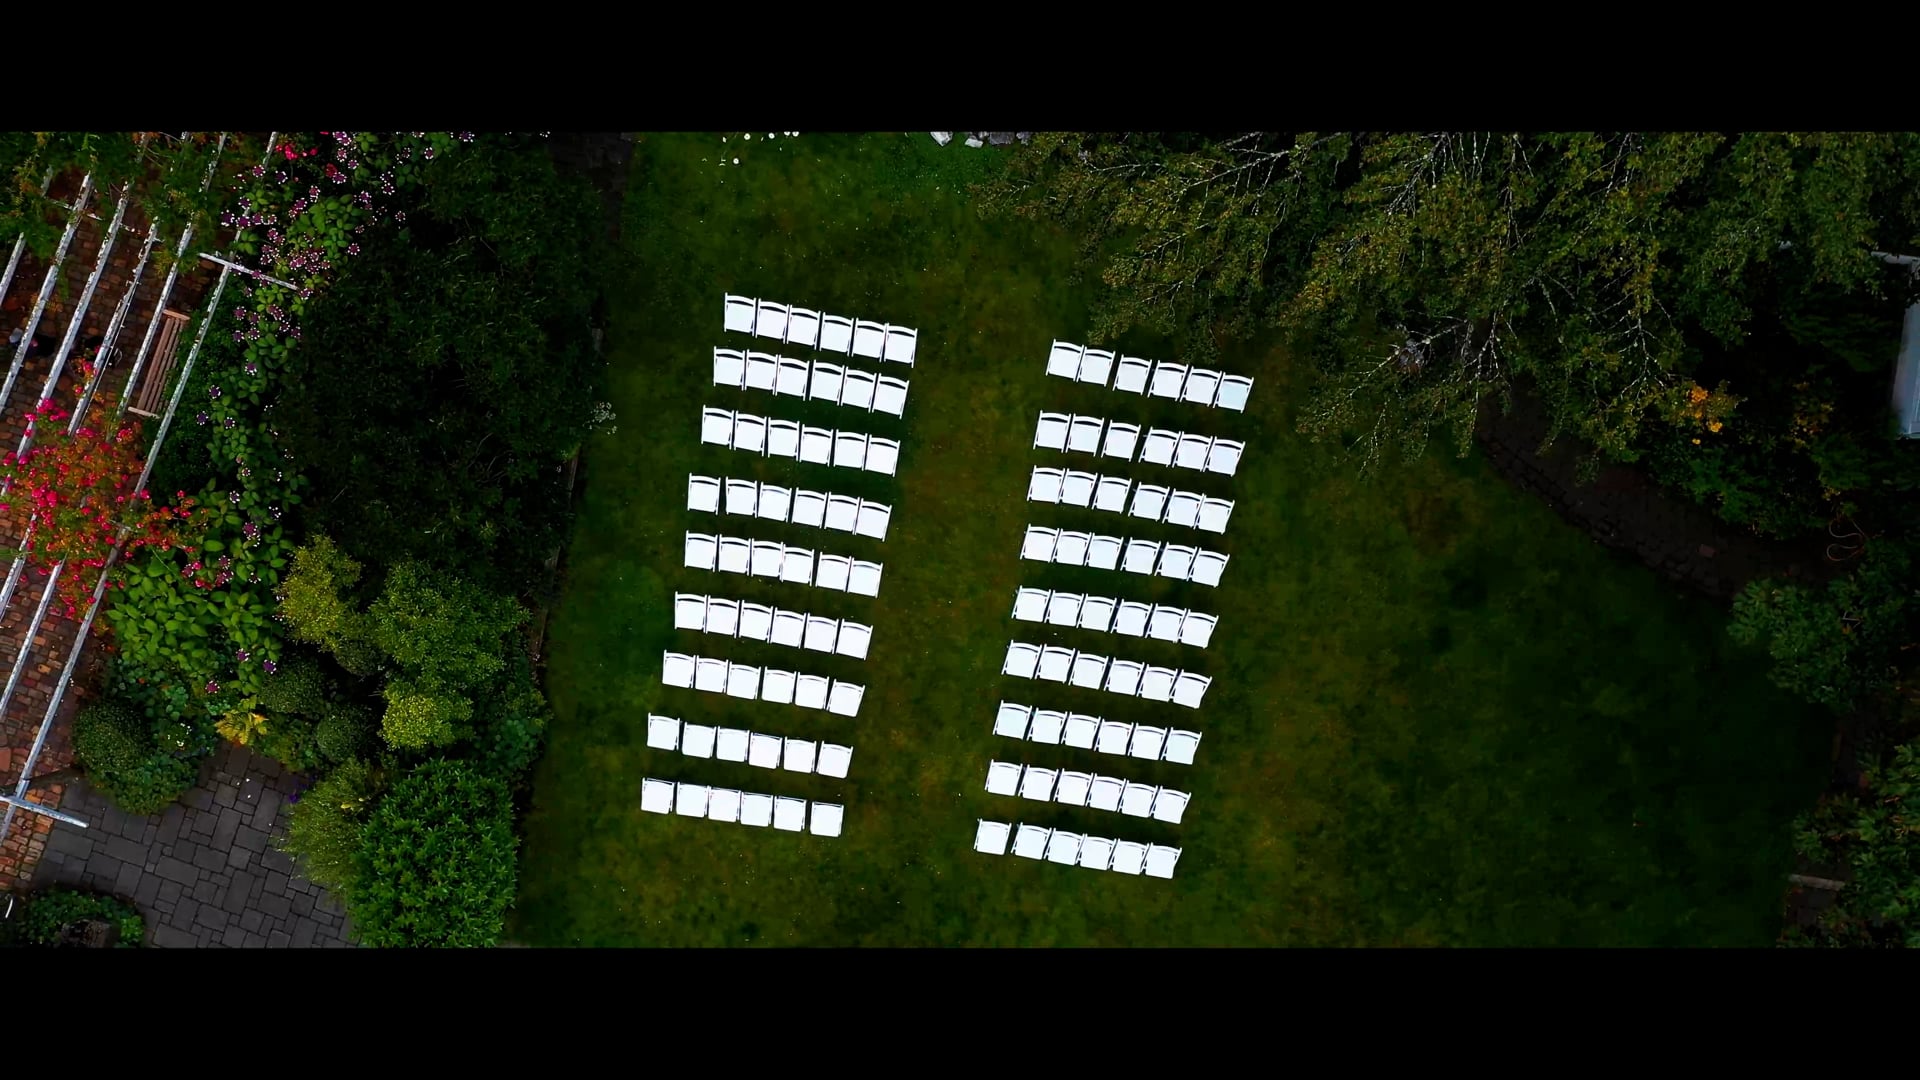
[
  {"left": 1032, "top": 412, "right": 1112, "bottom": 455},
  {"left": 1047, "top": 342, "right": 1250, "bottom": 411},
  {"left": 661, "top": 651, "right": 866, "bottom": 716},
  {"left": 1032, "top": 414, "right": 1245, "bottom": 478},
  {"left": 975, "top": 819, "right": 1181, "bottom": 877},
  {"left": 673, "top": 594, "right": 873, "bottom": 658},
  {"left": 1010, "top": 587, "right": 1217, "bottom": 649},
  {"left": 1026, "top": 468, "right": 1233, "bottom": 534},
  {"left": 984, "top": 761, "right": 1190, "bottom": 824},
  {"left": 684, "top": 532, "right": 883, "bottom": 596},
  {"left": 994, "top": 702, "right": 1201, "bottom": 765},
  {"left": 1020, "top": 527, "right": 1229, "bottom": 587},
  {"left": 642, "top": 779, "right": 843, "bottom": 835},
  {"left": 646, "top": 715, "right": 853, "bottom": 778},
  {"left": 713, "top": 349, "right": 910, "bottom": 416},
  {"left": 1138, "top": 428, "right": 1243, "bottom": 476},
  {"left": 723, "top": 295, "right": 917, "bottom": 365},
  {"left": 689, "top": 475, "right": 892, "bottom": 540},
  {"left": 1002, "top": 641, "right": 1212, "bottom": 709},
  {"left": 701, "top": 408, "right": 902, "bottom": 476}
]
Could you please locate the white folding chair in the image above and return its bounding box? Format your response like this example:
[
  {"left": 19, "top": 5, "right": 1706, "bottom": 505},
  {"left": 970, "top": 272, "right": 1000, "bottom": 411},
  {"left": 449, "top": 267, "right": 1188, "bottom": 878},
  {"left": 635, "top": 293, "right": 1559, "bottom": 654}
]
[
  {"left": 761, "top": 667, "right": 796, "bottom": 704},
  {"left": 700, "top": 407, "right": 734, "bottom": 446},
  {"left": 716, "top": 727, "right": 750, "bottom": 762},
  {"left": 687, "top": 474, "right": 721, "bottom": 514},
  {"left": 1190, "top": 549, "right": 1229, "bottom": 588},
  {"left": 1140, "top": 429, "right": 1177, "bottom": 466},
  {"left": 757, "top": 484, "right": 793, "bottom": 522},
  {"left": 1105, "top": 660, "right": 1144, "bottom": 696},
  {"left": 1021, "top": 527, "right": 1058, "bottom": 563},
  {"left": 783, "top": 738, "right": 818, "bottom": 774},
  {"left": 724, "top": 478, "right": 757, "bottom": 517},
  {"left": 1216, "top": 374, "right": 1252, "bottom": 412},
  {"left": 1047, "top": 340, "right": 1084, "bottom": 379},
  {"left": 1045, "top": 592, "right": 1083, "bottom": 627},
  {"left": 781, "top": 546, "right": 815, "bottom": 586},
  {"left": 1157, "top": 544, "right": 1196, "bottom": 581},
  {"left": 1178, "top": 612, "right": 1217, "bottom": 649},
  {"left": 1130, "top": 484, "right": 1169, "bottom": 521},
  {"left": 1077, "top": 594, "right": 1116, "bottom": 633},
  {"left": 1114, "top": 601, "right": 1151, "bottom": 637},
  {"left": 1079, "top": 835, "right": 1116, "bottom": 871},
  {"left": 1150, "top": 789, "right": 1190, "bottom": 825},
  {"left": 694, "top": 657, "right": 728, "bottom": 693},
  {"left": 1054, "top": 530, "right": 1090, "bottom": 566},
  {"left": 798, "top": 425, "right": 833, "bottom": 464},
  {"left": 1206, "top": 438, "right": 1244, "bottom": 477},
  {"left": 883, "top": 326, "right": 917, "bottom": 366},
  {"left": 1087, "top": 776, "right": 1124, "bottom": 812},
  {"left": 646, "top": 715, "right": 680, "bottom": 751},
  {"left": 1118, "top": 538, "right": 1158, "bottom": 576},
  {"left": 1020, "top": 766, "right": 1059, "bottom": 802},
  {"left": 715, "top": 346, "right": 748, "bottom": 386},
  {"left": 1121, "top": 782, "right": 1158, "bottom": 818},
  {"left": 748, "top": 732, "right": 784, "bottom": 768},
  {"left": 865, "top": 437, "right": 899, "bottom": 476},
  {"left": 1128, "top": 725, "right": 1167, "bottom": 761},
  {"left": 1110, "top": 839, "right": 1148, "bottom": 875},
  {"left": 985, "top": 761, "right": 1022, "bottom": 796},
  {"left": 755, "top": 300, "right": 789, "bottom": 340},
  {"left": 1144, "top": 845, "right": 1182, "bottom": 879},
  {"left": 775, "top": 357, "right": 810, "bottom": 397},
  {"left": 1028, "top": 467, "right": 1064, "bottom": 504},
  {"left": 1054, "top": 771, "right": 1093, "bottom": 807},
  {"left": 809, "top": 802, "right": 844, "bottom": 837},
  {"left": 794, "top": 674, "right": 830, "bottom": 710},
  {"left": 994, "top": 702, "right": 1032, "bottom": 739},
  {"left": 723, "top": 294, "right": 756, "bottom": 334},
  {"left": 732, "top": 414, "right": 766, "bottom": 454},
  {"left": 770, "top": 609, "right": 806, "bottom": 648},
  {"left": 852, "top": 319, "right": 887, "bottom": 359},
  {"left": 1093, "top": 475, "right": 1130, "bottom": 513},
  {"left": 814, "top": 554, "right": 852, "bottom": 592},
  {"left": 1147, "top": 604, "right": 1185, "bottom": 642},
  {"left": 1011, "top": 824, "right": 1052, "bottom": 860},
  {"left": 855, "top": 501, "right": 891, "bottom": 540},
  {"left": 874, "top": 375, "right": 909, "bottom": 417},
  {"left": 1028, "top": 709, "right": 1066, "bottom": 744},
  {"left": 1112, "top": 355, "right": 1151, "bottom": 394},
  {"left": 833, "top": 430, "right": 868, "bottom": 470},
  {"left": 1067, "top": 415, "right": 1105, "bottom": 454},
  {"left": 791, "top": 489, "right": 828, "bottom": 528},
  {"left": 848, "top": 560, "right": 883, "bottom": 597},
  {"left": 804, "top": 614, "right": 840, "bottom": 653},
  {"left": 828, "top": 681, "right": 865, "bottom": 717},
  {"left": 1062, "top": 712, "right": 1098, "bottom": 749},
  {"left": 662, "top": 651, "right": 695, "bottom": 688},
  {"left": 841, "top": 368, "right": 877, "bottom": 410},
  {"left": 706, "top": 597, "right": 740, "bottom": 637},
  {"left": 1096, "top": 720, "right": 1133, "bottom": 756},
  {"left": 673, "top": 593, "right": 706, "bottom": 632},
  {"left": 675, "top": 782, "right": 710, "bottom": 818},
  {"left": 1034, "top": 412, "right": 1071, "bottom": 453},
  {"left": 716, "top": 536, "right": 750, "bottom": 574},
  {"left": 1036, "top": 646, "right": 1074, "bottom": 683},
  {"left": 810, "top": 360, "right": 845, "bottom": 404},
  {"left": 761, "top": 418, "right": 798, "bottom": 457},
  {"left": 817, "top": 743, "right": 853, "bottom": 779},
  {"left": 974, "top": 819, "right": 1012, "bottom": 855},
  {"left": 744, "top": 351, "right": 778, "bottom": 392},
  {"left": 825, "top": 494, "right": 860, "bottom": 533},
  {"left": 725, "top": 663, "right": 760, "bottom": 699},
  {"left": 683, "top": 723, "right": 717, "bottom": 758},
  {"left": 1070, "top": 652, "right": 1108, "bottom": 690},
  {"left": 1175, "top": 433, "right": 1213, "bottom": 471},
  {"left": 1149, "top": 361, "right": 1187, "bottom": 399},
  {"left": 819, "top": 314, "right": 854, "bottom": 354},
  {"left": 750, "top": 540, "right": 784, "bottom": 577},
  {"left": 1012, "top": 587, "right": 1050, "bottom": 623},
  {"left": 1078, "top": 349, "right": 1114, "bottom": 387},
  {"left": 1140, "top": 665, "right": 1177, "bottom": 702},
  {"left": 640, "top": 778, "right": 674, "bottom": 814},
  {"left": 837, "top": 618, "right": 875, "bottom": 661},
  {"left": 707, "top": 788, "right": 742, "bottom": 824},
  {"left": 1102, "top": 422, "right": 1140, "bottom": 461},
  {"left": 1165, "top": 490, "right": 1202, "bottom": 529},
  {"left": 1182, "top": 367, "right": 1221, "bottom": 407},
  {"left": 1003, "top": 642, "right": 1040, "bottom": 679},
  {"left": 786, "top": 307, "right": 821, "bottom": 348},
  {"left": 1044, "top": 831, "right": 1082, "bottom": 866},
  {"left": 1172, "top": 672, "right": 1211, "bottom": 709},
  {"left": 1086, "top": 534, "right": 1122, "bottom": 571},
  {"left": 1060, "top": 470, "right": 1096, "bottom": 508},
  {"left": 772, "top": 796, "right": 807, "bottom": 832},
  {"left": 1198, "top": 497, "right": 1234, "bottom": 534},
  {"left": 740, "top": 792, "right": 775, "bottom": 827}
]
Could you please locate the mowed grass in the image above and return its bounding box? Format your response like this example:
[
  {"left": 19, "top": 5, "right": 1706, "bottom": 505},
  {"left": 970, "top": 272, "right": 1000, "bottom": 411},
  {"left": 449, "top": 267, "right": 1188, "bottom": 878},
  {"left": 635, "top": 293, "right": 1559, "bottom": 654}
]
[{"left": 513, "top": 132, "right": 1829, "bottom": 947}]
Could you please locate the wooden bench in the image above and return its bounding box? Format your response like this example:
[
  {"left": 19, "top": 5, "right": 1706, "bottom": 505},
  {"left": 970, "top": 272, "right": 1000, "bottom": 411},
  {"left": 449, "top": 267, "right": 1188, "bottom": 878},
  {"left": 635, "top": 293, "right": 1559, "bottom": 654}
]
[{"left": 127, "top": 309, "right": 190, "bottom": 418}]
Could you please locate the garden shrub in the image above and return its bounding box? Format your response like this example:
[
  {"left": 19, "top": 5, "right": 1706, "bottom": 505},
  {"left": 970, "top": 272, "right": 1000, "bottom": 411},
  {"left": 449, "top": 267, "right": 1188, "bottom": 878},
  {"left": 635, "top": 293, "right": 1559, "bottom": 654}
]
[
  {"left": 282, "top": 758, "right": 380, "bottom": 894},
  {"left": 278, "top": 536, "right": 376, "bottom": 675},
  {"left": 474, "top": 651, "right": 549, "bottom": 781},
  {"left": 1785, "top": 739, "right": 1920, "bottom": 947},
  {"left": 379, "top": 678, "right": 474, "bottom": 750},
  {"left": 1731, "top": 543, "right": 1918, "bottom": 712},
  {"left": 367, "top": 560, "right": 525, "bottom": 692},
  {"left": 71, "top": 695, "right": 199, "bottom": 815},
  {"left": 349, "top": 758, "right": 518, "bottom": 948},
  {"left": 314, "top": 700, "right": 376, "bottom": 764},
  {"left": 10, "top": 888, "right": 143, "bottom": 947}
]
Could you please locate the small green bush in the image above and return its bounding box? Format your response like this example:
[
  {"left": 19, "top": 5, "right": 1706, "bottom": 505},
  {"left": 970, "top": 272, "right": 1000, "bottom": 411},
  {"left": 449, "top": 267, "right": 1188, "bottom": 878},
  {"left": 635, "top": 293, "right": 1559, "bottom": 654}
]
[
  {"left": 314, "top": 700, "right": 376, "bottom": 764},
  {"left": 349, "top": 758, "right": 518, "bottom": 948},
  {"left": 13, "top": 888, "right": 143, "bottom": 947},
  {"left": 281, "top": 758, "right": 380, "bottom": 894},
  {"left": 368, "top": 561, "right": 526, "bottom": 692},
  {"left": 71, "top": 696, "right": 199, "bottom": 815},
  {"left": 256, "top": 652, "right": 331, "bottom": 718},
  {"left": 279, "top": 536, "right": 378, "bottom": 675},
  {"left": 475, "top": 653, "right": 549, "bottom": 780},
  {"left": 1731, "top": 544, "right": 1917, "bottom": 711},
  {"left": 379, "top": 678, "right": 474, "bottom": 750}
]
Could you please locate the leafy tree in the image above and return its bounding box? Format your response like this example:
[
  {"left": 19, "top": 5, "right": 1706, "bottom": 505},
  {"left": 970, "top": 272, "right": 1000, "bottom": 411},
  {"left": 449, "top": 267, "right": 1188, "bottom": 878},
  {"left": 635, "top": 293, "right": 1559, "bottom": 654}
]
[
  {"left": 1731, "top": 544, "right": 1919, "bottom": 711},
  {"left": 1787, "top": 740, "right": 1920, "bottom": 947},
  {"left": 367, "top": 560, "right": 525, "bottom": 693},
  {"left": 277, "top": 536, "right": 377, "bottom": 675},
  {"left": 349, "top": 758, "right": 518, "bottom": 948}
]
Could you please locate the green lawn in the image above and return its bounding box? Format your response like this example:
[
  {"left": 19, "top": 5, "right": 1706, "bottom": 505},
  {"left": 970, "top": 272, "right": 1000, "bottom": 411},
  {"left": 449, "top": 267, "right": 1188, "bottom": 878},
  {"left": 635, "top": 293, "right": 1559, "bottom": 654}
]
[{"left": 513, "top": 132, "right": 1829, "bottom": 947}]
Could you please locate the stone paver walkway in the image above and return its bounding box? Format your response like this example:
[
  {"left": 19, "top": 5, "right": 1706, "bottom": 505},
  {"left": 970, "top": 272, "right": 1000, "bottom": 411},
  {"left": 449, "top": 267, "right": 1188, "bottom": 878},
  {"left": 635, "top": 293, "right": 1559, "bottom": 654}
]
[{"left": 28, "top": 742, "right": 353, "bottom": 947}]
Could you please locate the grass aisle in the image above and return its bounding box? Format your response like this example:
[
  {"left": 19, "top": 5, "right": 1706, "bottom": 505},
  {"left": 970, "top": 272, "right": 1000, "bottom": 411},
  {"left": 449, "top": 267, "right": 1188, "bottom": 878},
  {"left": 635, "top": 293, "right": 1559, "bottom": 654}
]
[{"left": 514, "top": 132, "right": 1828, "bottom": 947}]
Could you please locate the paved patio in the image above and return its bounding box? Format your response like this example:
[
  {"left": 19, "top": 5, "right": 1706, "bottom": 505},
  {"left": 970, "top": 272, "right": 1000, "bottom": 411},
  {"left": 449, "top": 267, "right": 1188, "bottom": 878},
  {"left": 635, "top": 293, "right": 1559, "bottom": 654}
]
[{"left": 28, "top": 742, "right": 353, "bottom": 947}]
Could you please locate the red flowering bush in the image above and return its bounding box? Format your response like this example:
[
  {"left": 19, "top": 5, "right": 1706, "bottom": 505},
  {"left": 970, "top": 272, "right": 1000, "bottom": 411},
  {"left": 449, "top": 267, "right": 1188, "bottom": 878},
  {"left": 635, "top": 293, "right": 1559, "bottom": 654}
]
[{"left": 0, "top": 399, "right": 209, "bottom": 619}]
